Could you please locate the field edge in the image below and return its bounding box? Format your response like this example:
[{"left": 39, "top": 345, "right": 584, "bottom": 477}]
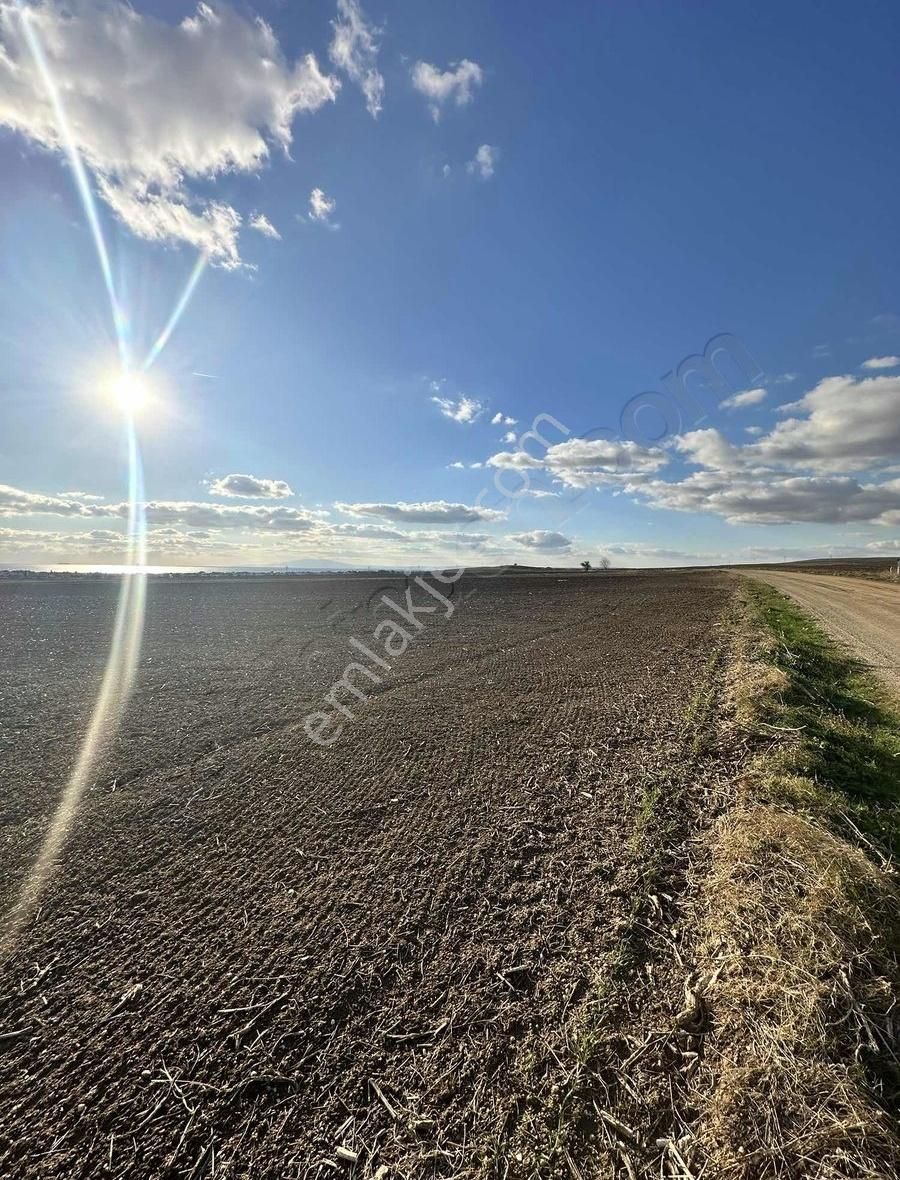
[{"left": 682, "top": 578, "right": 900, "bottom": 1177}]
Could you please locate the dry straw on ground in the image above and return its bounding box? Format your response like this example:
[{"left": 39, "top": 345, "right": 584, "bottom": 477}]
[{"left": 687, "top": 586, "right": 900, "bottom": 1178}]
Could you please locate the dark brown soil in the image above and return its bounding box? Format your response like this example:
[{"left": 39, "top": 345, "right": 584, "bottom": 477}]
[{"left": 0, "top": 571, "right": 738, "bottom": 1178}]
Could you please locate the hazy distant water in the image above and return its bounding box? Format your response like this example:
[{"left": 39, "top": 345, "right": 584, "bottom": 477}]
[{"left": 30, "top": 564, "right": 218, "bottom": 575}]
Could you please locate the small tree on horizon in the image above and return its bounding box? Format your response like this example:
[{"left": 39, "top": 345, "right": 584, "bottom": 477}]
[
  {"left": 580, "top": 560, "right": 591, "bottom": 573},
  {"left": 599, "top": 556, "right": 611, "bottom": 571}
]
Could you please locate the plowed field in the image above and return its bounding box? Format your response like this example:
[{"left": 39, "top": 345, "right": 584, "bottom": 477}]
[{"left": 0, "top": 572, "right": 739, "bottom": 1178}]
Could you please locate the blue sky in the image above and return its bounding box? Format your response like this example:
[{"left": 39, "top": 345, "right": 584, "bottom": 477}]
[{"left": 1, "top": 0, "right": 900, "bottom": 569}]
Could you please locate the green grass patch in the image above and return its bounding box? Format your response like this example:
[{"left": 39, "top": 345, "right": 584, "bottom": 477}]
[{"left": 747, "top": 580, "right": 900, "bottom": 856}]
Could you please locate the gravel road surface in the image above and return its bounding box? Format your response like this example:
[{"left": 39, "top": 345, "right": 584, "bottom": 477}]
[{"left": 745, "top": 569, "right": 900, "bottom": 699}]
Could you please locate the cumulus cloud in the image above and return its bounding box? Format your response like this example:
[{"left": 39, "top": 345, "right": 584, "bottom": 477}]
[
  {"left": 487, "top": 437, "right": 668, "bottom": 487},
  {"left": 329, "top": 0, "right": 383, "bottom": 117},
  {"left": 466, "top": 143, "right": 496, "bottom": 179},
  {"left": 336, "top": 499, "right": 506, "bottom": 524},
  {"left": 326, "top": 521, "right": 408, "bottom": 541},
  {"left": 0, "top": 483, "right": 97, "bottom": 517},
  {"left": 625, "top": 372, "right": 900, "bottom": 524},
  {"left": 509, "top": 530, "right": 572, "bottom": 552},
  {"left": 486, "top": 450, "right": 543, "bottom": 471},
  {"left": 208, "top": 473, "right": 294, "bottom": 499},
  {"left": 0, "top": 483, "right": 322, "bottom": 531},
  {"left": 675, "top": 375, "right": 900, "bottom": 476},
  {"left": 630, "top": 471, "right": 900, "bottom": 526},
  {"left": 720, "top": 387, "right": 767, "bottom": 410},
  {"left": 125, "top": 500, "right": 319, "bottom": 531},
  {"left": 862, "top": 356, "right": 900, "bottom": 370},
  {"left": 411, "top": 59, "right": 483, "bottom": 120},
  {"left": 745, "top": 374, "right": 900, "bottom": 472},
  {"left": 491, "top": 412, "right": 517, "bottom": 426},
  {"left": 0, "top": 1, "right": 339, "bottom": 267},
  {"left": 0, "top": 526, "right": 123, "bottom": 554},
  {"left": 675, "top": 429, "right": 743, "bottom": 472},
  {"left": 474, "top": 369, "right": 900, "bottom": 528},
  {"left": 249, "top": 213, "right": 281, "bottom": 240},
  {"left": 431, "top": 394, "right": 484, "bottom": 423},
  {"left": 544, "top": 438, "right": 669, "bottom": 486},
  {"left": 309, "top": 187, "right": 337, "bottom": 225}
]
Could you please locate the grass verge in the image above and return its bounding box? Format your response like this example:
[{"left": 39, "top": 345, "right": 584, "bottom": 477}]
[{"left": 690, "top": 580, "right": 900, "bottom": 1178}]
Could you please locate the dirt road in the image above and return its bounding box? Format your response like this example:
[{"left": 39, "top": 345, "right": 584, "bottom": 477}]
[{"left": 744, "top": 569, "right": 900, "bottom": 698}]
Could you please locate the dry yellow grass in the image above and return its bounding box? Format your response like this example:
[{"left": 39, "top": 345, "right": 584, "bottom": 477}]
[
  {"left": 687, "top": 584, "right": 900, "bottom": 1178},
  {"left": 696, "top": 805, "right": 900, "bottom": 1177}
]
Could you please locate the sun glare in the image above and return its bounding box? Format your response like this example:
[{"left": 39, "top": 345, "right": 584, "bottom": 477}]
[{"left": 107, "top": 370, "right": 151, "bottom": 414}]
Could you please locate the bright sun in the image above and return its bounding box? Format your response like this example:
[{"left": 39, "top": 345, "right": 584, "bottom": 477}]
[{"left": 107, "top": 370, "right": 151, "bottom": 414}]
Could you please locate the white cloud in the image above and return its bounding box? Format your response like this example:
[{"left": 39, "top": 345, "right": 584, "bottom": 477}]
[
  {"left": 467, "top": 143, "right": 496, "bottom": 180},
  {"left": 487, "top": 437, "right": 668, "bottom": 488},
  {"left": 130, "top": 501, "right": 320, "bottom": 531},
  {"left": 0, "top": 484, "right": 323, "bottom": 531},
  {"left": 431, "top": 394, "right": 484, "bottom": 423},
  {"left": 545, "top": 438, "right": 668, "bottom": 483},
  {"left": 208, "top": 474, "right": 293, "bottom": 499},
  {"left": 862, "top": 356, "right": 900, "bottom": 370},
  {"left": 0, "top": 1, "right": 339, "bottom": 267},
  {"left": 748, "top": 374, "right": 900, "bottom": 472},
  {"left": 509, "top": 530, "right": 572, "bottom": 552},
  {"left": 675, "top": 375, "right": 900, "bottom": 476},
  {"left": 615, "top": 370, "right": 900, "bottom": 526},
  {"left": 0, "top": 526, "right": 124, "bottom": 554},
  {"left": 326, "top": 521, "right": 407, "bottom": 541},
  {"left": 720, "top": 387, "right": 767, "bottom": 410},
  {"left": 491, "top": 412, "right": 517, "bottom": 426},
  {"left": 329, "top": 0, "right": 383, "bottom": 118},
  {"left": 411, "top": 59, "right": 483, "bottom": 121},
  {"left": 630, "top": 471, "right": 900, "bottom": 527},
  {"left": 249, "top": 213, "right": 281, "bottom": 240},
  {"left": 476, "top": 369, "right": 900, "bottom": 528},
  {"left": 309, "top": 187, "right": 337, "bottom": 225},
  {"left": 0, "top": 483, "right": 97, "bottom": 517},
  {"left": 675, "top": 429, "right": 742, "bottom": 471},
  {"left": 502, "top": 430, "right": 517, "bottom": 443},
  {"left": 336, "top": 499, "right": 506, "bottom": 524},
  {"left": 486, "top": 450, "right": 543, "bottom": 471}
]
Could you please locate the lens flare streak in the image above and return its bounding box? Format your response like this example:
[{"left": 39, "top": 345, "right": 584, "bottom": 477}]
[
  {"left": 1, "top": 422, "right": 146, "bottom": 952},
  {"left": 15, "top": 3, "right": 131, "bottom": 367},
  {"left": 0, "top": 8, "right": 172, "bottom": 954},
  {"left": 142, "top": 252, "right": 208, "bottom": 372}
]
